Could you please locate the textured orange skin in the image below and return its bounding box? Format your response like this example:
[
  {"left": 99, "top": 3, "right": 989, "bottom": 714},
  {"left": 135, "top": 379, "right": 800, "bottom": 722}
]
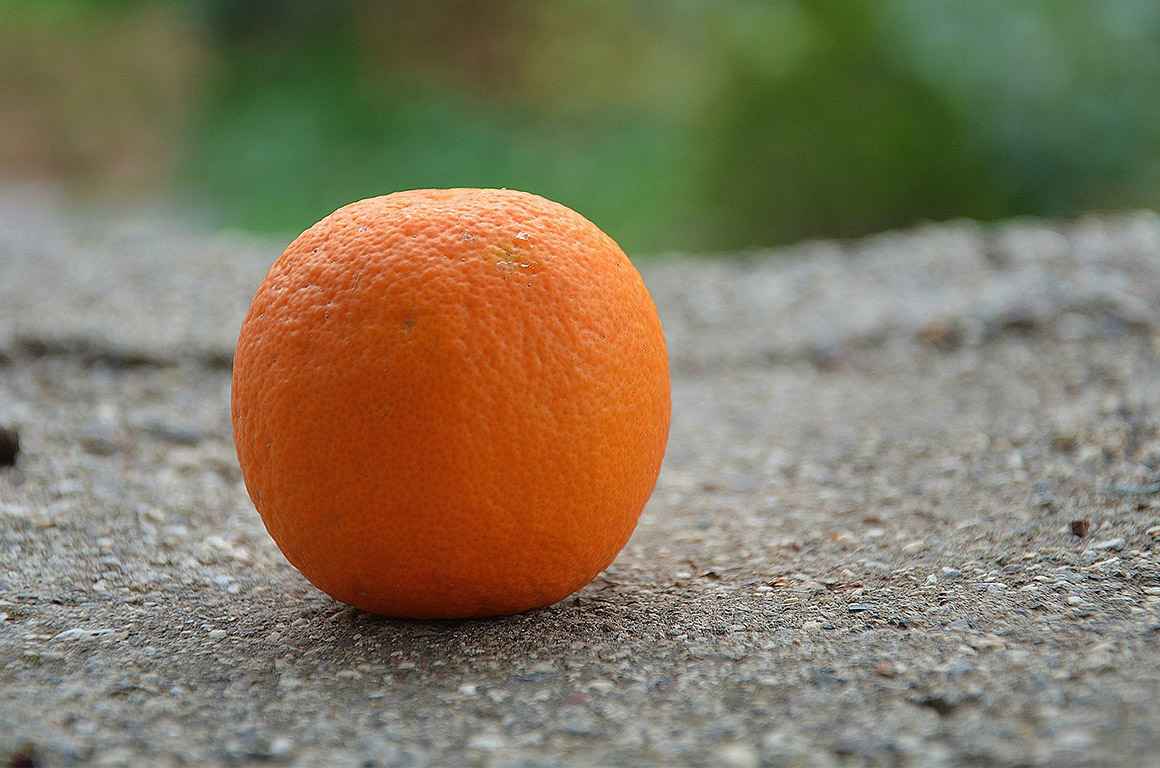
[{"left": 231, "top": 189, "right": 670, "bottom": 618}]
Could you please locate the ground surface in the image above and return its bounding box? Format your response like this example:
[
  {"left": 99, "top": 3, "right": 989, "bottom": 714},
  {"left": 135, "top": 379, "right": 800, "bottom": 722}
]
[{"left": 2, "top": 190, "right": 1160, "bottom": 767}]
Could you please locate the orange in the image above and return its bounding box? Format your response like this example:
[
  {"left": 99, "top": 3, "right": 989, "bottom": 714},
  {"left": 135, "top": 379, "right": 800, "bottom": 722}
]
[{"left": 231, "top": 188, "right": 670, "bottom": 618}]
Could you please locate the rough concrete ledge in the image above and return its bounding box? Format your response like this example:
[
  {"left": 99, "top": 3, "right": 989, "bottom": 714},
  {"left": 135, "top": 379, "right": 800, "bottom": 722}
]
[
  {"left": 4, "top": 188, "right": 1159, "bottom": 369},
  {"left": 2, "top": 191, "right": 1159, "bottom": 767}
]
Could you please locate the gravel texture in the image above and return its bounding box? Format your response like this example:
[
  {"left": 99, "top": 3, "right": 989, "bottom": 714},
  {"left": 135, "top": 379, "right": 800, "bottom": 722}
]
[{"left": 2, "top": 190, "right": 1160, "bottom": 767}]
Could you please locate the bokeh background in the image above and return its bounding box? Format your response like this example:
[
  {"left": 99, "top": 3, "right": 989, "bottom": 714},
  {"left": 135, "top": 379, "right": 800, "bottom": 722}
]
[{"left": 3, "top": 0, "right": 1159, "bottom": 254}]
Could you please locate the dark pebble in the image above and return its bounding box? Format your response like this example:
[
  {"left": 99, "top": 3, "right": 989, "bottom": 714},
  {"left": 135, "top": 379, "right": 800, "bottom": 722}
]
[
  {"left": 945, "top": 658, "right": 974, "bottom": 677},
  {"left": 79, "top": 424, "right": 118, "bottom": 456},
  {"left": 808, "top": 342, "right": 845, "bottom": 370},
  {"left": 916, "top": 319, "right": 963, "bottom": 351},
  {"left": 913, "top": 693, "right": 960, "bottom": 717},
  {"left": 811, "top": 667, "right": 845, "bottom": 689},
  {"left": 8, "top": 742, "right": 40, "bottom": 768},
  {"left": 1070, "top": 519, "right": 1091, "bottom": 538},
  {"left": 141, "top": 420, "right": 202, "bottom": 446},
  {"left": 0, "top": 425, "right": 19, "bottom": 467}
]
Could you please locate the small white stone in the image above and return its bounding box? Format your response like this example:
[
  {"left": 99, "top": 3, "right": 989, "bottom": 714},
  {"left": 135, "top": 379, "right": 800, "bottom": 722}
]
[
  {"left": 967, "top": 634, "right": 1006, "bottom": 650},
  {"left": 714, "top": 743, "right": 760, "bottom": 768},
  {"left": 278, "top": 675, "right": 302, "bottom": 691},
  {"left": 467, "top": 732, "right": 505, "bottom": 750},
  {"left": 51, "top": 628, "right": 118, "bottom": 642}
]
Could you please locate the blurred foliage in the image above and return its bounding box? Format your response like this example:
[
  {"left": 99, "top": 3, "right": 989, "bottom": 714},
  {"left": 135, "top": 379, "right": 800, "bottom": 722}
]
[
  {"left": 1, "top": 0, "right": 1158, "bottom": 253},
  {"left": 697, "top": 0, "right": 1002, "bottom": 247},
  {"left": 0, "top": 1, "right": 200, "bottom": 190}
]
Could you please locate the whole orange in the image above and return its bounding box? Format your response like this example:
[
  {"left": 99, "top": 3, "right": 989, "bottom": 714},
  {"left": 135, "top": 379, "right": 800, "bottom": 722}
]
[{"left": 231, "top": 189, "right": 670, "bottom": 618}]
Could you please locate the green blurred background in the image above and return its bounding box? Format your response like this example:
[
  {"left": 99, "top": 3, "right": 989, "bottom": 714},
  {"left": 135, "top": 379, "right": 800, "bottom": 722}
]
[{"left": 2, "top": 0, "right": 1158, "bottom": 254}]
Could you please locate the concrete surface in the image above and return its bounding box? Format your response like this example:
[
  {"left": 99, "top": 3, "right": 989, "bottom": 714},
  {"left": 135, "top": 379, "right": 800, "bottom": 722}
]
[{"left": 2, "top": 190, "right": 1160, "bottom": 767}]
